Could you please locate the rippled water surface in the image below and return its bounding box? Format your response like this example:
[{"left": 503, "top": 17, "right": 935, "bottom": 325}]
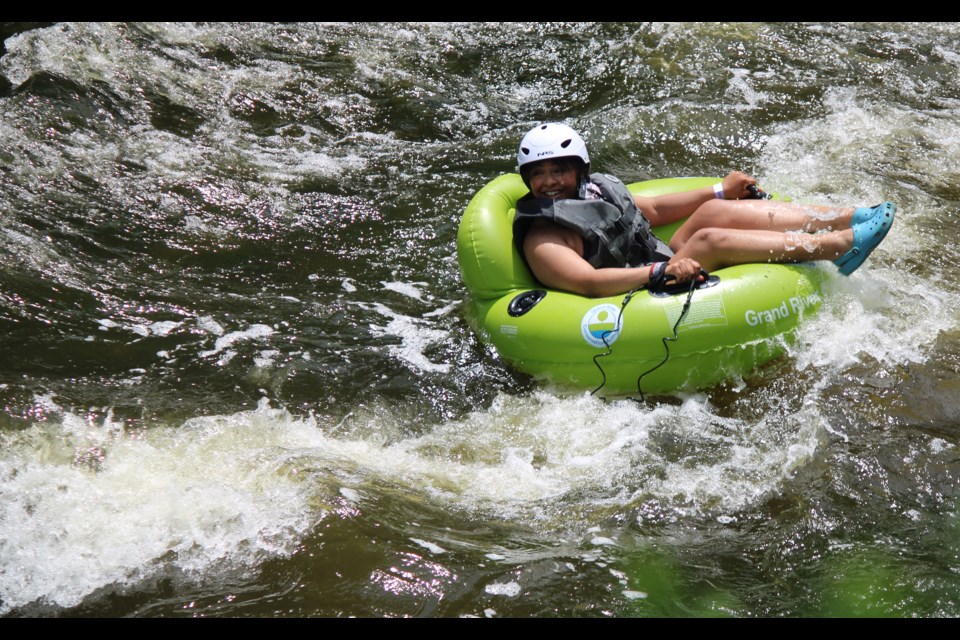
[{"left": 2, "top": 22, "right": 960, "bottom": 617}]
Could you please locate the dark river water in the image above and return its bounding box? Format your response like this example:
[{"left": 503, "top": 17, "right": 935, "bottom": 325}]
[{"left": 2, "top": 21, "right": 960, "bottom": 617}]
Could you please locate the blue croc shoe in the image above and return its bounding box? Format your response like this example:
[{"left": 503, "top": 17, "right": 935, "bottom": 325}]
[
  {"left": 834, "top": 202, "right": 896, "bottom": 276},
  {"left": 852, "top": 201, "right": 896, "bottom": 225}
]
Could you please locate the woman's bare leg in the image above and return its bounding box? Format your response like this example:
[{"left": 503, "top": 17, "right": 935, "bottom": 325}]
[
  {"left": 670, "top": 227, "right": 855, "bottom": 272},
  {"left": 668, "top": 200, "right": 853, "bottom": 252}
]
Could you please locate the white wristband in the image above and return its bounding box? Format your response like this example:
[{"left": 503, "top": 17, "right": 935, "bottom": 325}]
[{"left": 713, "top": 182, "right": 724, "bottom": 199}]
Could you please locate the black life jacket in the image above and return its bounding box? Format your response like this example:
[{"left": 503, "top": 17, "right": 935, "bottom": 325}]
[{"left": 513, "top": 173, "right": 673, "bottom": 270}]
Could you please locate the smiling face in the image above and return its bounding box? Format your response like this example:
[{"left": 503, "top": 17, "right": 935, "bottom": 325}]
[{"left": 526, "top": 159, "right": 581, "bottom": 200}]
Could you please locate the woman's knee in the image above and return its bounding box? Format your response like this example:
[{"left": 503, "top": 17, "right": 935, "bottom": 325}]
[
  {"left": 670, "top": 202, "right": 742, "bottom": 251},
  {"left": 686, "top": 227, "right": 732, "bottom": 252}
]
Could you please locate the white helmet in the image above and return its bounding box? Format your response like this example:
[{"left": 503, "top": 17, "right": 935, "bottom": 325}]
[{"left": 516, "top": 123, "right": 590, "bottom": 172}]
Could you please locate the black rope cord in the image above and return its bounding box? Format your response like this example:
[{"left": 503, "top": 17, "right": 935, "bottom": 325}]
[
  {"left": 590, "top": 288, "right": 639, "bottom": 398},
  {"left": 591, "top": 275, "right": 699, "bottom": 403}
]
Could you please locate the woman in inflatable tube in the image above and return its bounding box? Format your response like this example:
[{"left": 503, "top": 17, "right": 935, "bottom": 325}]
[
  {"left": 456, "top": 123, "right": 897, "bottom": 396},
  {"left": 514, "top": 123, "right": 895, "bottom": 299}
]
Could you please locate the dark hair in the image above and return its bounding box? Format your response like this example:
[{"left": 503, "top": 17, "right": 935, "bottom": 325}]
[{"left": 518, "top": 156, "right": 588, "bottom": 189}]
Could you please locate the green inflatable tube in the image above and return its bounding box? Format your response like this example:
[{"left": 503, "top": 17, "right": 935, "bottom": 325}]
[{"left": 457, "top": 173, "right": 826, "bottom": 396}]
